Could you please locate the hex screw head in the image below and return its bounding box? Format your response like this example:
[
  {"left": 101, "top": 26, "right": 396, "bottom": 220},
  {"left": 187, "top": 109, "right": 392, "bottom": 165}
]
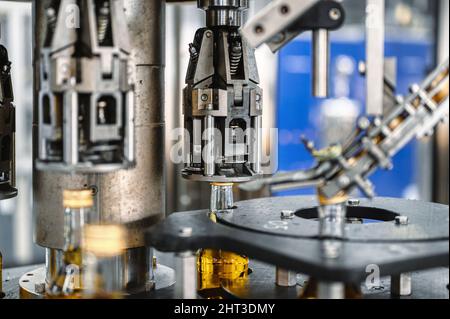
[
  {"left": 395, "top": 216, "right": 409, "bottom": 226},
  {"left": 281, "top": 210, "right": 295, "bottom": 220},
  {"left": 35, "top": 283, "right": 46, "bottom": 294},
  {"left": 347, "top": 199, "right": 360, "bottom": 207},
  {"left": 329, "top": 8, "right": 341, "bottom": 21},
  {"left": 179, "top": 227, "right": 193, "bottom": 237}
]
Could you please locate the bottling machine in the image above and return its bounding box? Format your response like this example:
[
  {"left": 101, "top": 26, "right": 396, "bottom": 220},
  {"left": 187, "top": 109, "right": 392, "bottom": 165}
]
[{"left": 0, "top": 0, "right": 448, "bottom": 300}]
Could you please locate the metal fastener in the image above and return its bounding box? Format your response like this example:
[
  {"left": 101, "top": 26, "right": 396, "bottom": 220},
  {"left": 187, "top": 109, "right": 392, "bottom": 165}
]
[
  {"left": 179, "top": 227, "right": 193, "bottom": 237},
  {"left": 281, "top": 210, "right": 295, "bottom": 220},
  {"left": 35, "top": 283, "right": 46, "bottom": 294},
  {"left": 395, "top": 216, "right": 409, "bottom": 226},
  {"left": 347, "top": 199, "right": 360, "bottom": 207},
  {"left": 329, "top": 8, "right": 341, "bottom": 21}
]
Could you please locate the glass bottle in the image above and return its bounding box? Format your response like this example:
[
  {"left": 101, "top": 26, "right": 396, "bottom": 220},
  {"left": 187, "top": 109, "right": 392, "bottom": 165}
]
[
  {"left": 197, "top": 183, "right": 249, "bottom": 299},
  {"left": 82, "top": 224, "right": 127, "bottom": 299},
  {"left": 46, "top": 189, "right": 93, "bottom": 299}
]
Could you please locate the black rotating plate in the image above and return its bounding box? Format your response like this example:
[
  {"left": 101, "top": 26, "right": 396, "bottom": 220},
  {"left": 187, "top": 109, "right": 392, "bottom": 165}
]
[
  {"left": 215, "top": 197, "right": 449, "bottom": 242},
  {"left": 145, "top": 197, "right": 449, "bottom": 283}
]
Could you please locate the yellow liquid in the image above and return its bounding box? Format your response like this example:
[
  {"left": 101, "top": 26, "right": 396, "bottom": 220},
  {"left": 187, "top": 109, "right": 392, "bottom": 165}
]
[
  {"left": 45, "top": 248, "right": 83, "bottom": 299},
  {"left": 197, "top": 249, "right": 249, "bottom": 299}
]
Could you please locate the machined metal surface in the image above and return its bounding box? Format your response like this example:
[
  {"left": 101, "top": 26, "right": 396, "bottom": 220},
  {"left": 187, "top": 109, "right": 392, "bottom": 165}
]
[
  {"left": 174, "top": 252, "right": 197, "bottom": 299},
  {"left": 240, "top": 0, "right": 321, "bottom": 50},
  {"left": 17, "top": 263, "right": 175, "bottom": 299},
  {"left": 33, "top": 0, "right": 166, "bottom": 250},
  {"left": 365, "top": 0, "right": 386, "bottom": 116},
  {"left": 240, "top": 60, "right": 450, "bottom": 200},
  {"left": 215, "top": 197, "right": 449, "bottom": 242},
  {"left": 182, "top": 2, "right": 263, "bottom": 183},
  {"left": 0, "top": 39, "right": 17, "bottom": 200},
  {"left": 36, "top": 0, "right": 136, "bottom": 173},
  {"left": 146, "top": 196, "right": 449, "bottom": 284}
]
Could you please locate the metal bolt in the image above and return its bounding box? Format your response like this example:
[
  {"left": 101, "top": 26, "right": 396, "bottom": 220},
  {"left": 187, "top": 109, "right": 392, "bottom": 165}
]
[
  {"left": 347, "top": 199, "right": 360, "bottom": 207},
  {"left": 201, "top": 94, "right": 209, "bottom": 102},
  {"left": 358, "top": 117, "right": 371, "bottom": 130},
  {"left": 338, "top": 175, "right": 351, "bottom": 187},
  {"left": 179, "top": 227, "right": 193, "bottom": 237},
  {"left": 329, "top": 8, "right": 341, "bottom": 21},
  {"left": 395, "top": 216, "right": 409, "bottom": 226},
  {"left": 35, "top": 283, "right": 46, "bottom": 294},
  {"left": 280, "top": 210, "right": 295, "bottom": 219},
  {"left": 391, "top": 273, "right": 412, "bottom": 296},
  {"left": 410, "top": 84, "right": 420, "bottom": 94},
  {"left": 276, "top": 267, "right": 297, "bottom": 287},
  {"left": 396, "top": 95, "right": 405, "bottom": 104},
  {"left": 205, "top": 31, "right": 212, "bottom": 38},
  {"left": 254, "top": 25, "right": 264, "bottom": 34}
]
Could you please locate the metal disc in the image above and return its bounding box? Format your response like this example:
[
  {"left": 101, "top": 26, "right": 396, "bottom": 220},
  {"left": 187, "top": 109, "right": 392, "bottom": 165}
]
[
  {"left": 18, "top": 264, "right": 175, "bottom": 299},
  {"left": 216, "top": 196, "right": 449, "bottom": 242}
]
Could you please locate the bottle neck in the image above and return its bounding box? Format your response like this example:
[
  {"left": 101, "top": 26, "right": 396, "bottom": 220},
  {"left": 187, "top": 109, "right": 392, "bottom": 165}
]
[
  {"left": 83, "top": 253, "right": 125, "bottom": 299},
  {"left": 63, "top": 207, "right": 90, "bottom": 252}
]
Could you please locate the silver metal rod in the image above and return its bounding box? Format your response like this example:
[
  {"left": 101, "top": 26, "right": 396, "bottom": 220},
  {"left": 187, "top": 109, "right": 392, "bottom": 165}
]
[
  {"left": 391, "top": 273, "right": 412, "bottom": 297},
  {"left": 317, "top": 282, "right": 345, "bottom": 299},
  {"left": 63, "top": 89, "right": 79, "bottom": 166},
  {"left": 275, "top": 267, "right": 297, "bottom": 287},
  {"left": 312, "top": 29, "right": 330, "bottom": 98},
  {"left": 365, "top": 0, "right": 385, "bottom": 115},
  {"left": 252, "top": 116, "right": 262, "bottom": 174},
  {"left": 318, "top": 202, "right": 347, "bottom": 259},
  {"left": 204, "top": 115, "right": 215, "bottom": 177},
  {"left": 210, "top": 183, "right": 234, "bottom": 213},
  {"left": 175, "top": 252, "right": 197, "bottom": 299}
]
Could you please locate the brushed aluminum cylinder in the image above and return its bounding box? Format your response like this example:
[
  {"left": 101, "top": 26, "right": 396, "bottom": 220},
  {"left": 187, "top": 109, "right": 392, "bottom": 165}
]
[
  {"left": 252, "top": 116, "right": 262, "bottom": 174},
  {"left": 312, "top": 29, "right": 330, "bottom": 98},
  {"left": 204, "top": 115, "right": 215, "bottom": 177},
  {"left": 33, "top": 0, "right": 166, "bottom": 250},
  {"left": 198, "top": 0, "right": 249, "bottom": 27},
  {"left": 210, "top": 183, "right": 234, "bottom": 212},
  {"left": 317, "top": 282, "right": 345, "bottom": 299}
]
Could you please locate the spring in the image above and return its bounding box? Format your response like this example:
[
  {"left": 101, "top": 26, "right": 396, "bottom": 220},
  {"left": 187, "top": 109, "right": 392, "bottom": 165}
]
[
  {"left": 189, "top": 43, "right": 199, "bottom": 65},
  {"left": 97, "top": 1, "right": 111, "bottom": 45},
  {"left": 230, "top": 42, "right": 242, "bottom": 76},
  {"left": 46, "top": 6, "right": 58, "bottom": 34}
]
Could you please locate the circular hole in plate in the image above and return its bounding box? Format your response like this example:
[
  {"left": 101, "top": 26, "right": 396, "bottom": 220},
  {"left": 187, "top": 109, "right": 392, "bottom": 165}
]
[{"left": 295, "top": 206, "right": 399, "bottom": 224}]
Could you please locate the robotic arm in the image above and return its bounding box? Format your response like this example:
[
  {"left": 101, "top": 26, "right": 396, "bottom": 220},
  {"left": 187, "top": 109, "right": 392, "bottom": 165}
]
[{"left": 241, "top": 59, "right": 450, "bottom": 201}]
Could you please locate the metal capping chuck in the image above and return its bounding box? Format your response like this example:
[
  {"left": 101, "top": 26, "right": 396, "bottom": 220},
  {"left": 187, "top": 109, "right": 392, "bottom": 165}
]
[{"left": 198, "top": 0, "right": 249, "bottom": 27}]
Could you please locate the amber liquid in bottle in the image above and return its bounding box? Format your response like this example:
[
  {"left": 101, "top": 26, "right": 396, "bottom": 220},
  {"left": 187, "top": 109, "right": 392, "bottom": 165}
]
[{"left": 45, "top": 189, "right": 93, "bottom": 299}]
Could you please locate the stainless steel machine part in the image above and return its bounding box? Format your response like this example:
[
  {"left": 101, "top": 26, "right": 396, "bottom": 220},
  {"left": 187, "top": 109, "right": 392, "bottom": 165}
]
[
  {"left": 391, "top": 273, "right": 412, "bottom": 297},
  {"left": 365, "top": 0, "right": 386, "bottom": 116},
  {"left": 240, "top": 0, "right": 338, "bottom": 98},
  {"left": 240, "top": 60, "right": 450, "bottom": 199},
  {"left": 317, "top": 282, "right": 345, "bottom": 299},
  {"left": 32, "top": 0, "right": 166, "bottom": 293},
  {"left": 182, "top": 0, "right": 263, "bottom": 183},
  {"left": 275, "top": 268, "right": 297, "bottom": 287},
  {"left": 174, "top": 251, "right": 197, "bottom": 299},
  {"left": 36, "top": 0, "right": 136, "bottom": 173},
  {"left": 0, "top": 34, "right": 17, "bottom": 200}
]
